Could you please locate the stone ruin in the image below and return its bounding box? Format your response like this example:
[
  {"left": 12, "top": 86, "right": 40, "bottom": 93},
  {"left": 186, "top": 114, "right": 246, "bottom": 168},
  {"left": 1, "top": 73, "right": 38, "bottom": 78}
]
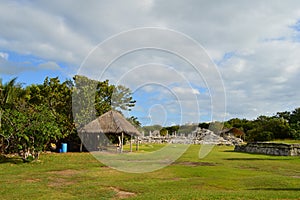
[
  {"left": 140, "top": 127, "right": 244, "bottom": 145},
  {"left": 139, "top": 127, "right": 300, "bottom": 156},
  {"left": 234, "top": 142, "right": 300, "bottom": 156}
]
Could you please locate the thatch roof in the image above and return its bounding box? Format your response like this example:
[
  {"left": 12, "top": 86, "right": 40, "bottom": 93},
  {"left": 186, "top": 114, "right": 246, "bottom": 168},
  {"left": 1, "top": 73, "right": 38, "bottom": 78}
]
[
  {"left": 219, "top": 127, "right": 245, "bottom": 137},
  {"left": 79, "top": 110, "right": 141, "bottom": 136}
]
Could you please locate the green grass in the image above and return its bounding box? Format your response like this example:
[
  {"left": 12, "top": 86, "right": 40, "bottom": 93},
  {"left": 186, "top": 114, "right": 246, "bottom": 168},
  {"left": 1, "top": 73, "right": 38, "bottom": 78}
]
[
  {"left": 271, "top": 139, "right": 300, "bottom": 144},
  {"left": 123, "top": 143, "right": 167, "bottom": 152},
  {"left": 0, "top": 145, "right": 299, "bottom": 199}
]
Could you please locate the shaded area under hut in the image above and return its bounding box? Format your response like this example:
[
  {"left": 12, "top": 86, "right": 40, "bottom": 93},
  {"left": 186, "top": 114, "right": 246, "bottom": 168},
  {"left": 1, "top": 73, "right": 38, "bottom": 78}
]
[{"left": 79, "top": 110, "right": 141, "bottom": 153}]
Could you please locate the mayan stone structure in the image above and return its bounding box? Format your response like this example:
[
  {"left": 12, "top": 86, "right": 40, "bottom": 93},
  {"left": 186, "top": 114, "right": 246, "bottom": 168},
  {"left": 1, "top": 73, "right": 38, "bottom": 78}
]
[{"left": 234, "top": 142, "right": 300, "bottom": 156}]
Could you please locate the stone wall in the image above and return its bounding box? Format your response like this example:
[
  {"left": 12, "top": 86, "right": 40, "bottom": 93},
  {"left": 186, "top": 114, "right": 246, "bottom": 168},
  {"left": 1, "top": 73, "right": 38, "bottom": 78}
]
[{"left": 234, "top": 142, "right": 300, "bottom": 156}]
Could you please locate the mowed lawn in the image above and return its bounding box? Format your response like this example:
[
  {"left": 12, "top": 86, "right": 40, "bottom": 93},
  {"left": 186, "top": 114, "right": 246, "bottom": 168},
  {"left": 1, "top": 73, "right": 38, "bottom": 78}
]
[{"left": 0, "top": 145, "right": 299, "bottom": 200}]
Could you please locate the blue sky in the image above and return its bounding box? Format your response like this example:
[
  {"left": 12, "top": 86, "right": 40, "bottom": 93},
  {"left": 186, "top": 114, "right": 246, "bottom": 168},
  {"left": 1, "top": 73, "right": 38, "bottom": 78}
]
[
  {"left": 1, "top": 51, "right": 70, "bottom": 85},
  {"left": 1, "top": 1, "right": 300, "bottom": 126}
]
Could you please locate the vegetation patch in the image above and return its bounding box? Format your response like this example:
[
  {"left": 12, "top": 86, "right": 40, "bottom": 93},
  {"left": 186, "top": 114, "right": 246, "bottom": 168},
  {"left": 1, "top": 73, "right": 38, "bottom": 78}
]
[
  {"left": 47, "top": 169, "right": 80, "bottom": 176},
  {"left": 47, "top": 177, "right": 76, "bottom": 187},
  {"left": 109, "top": 187, "right": 136, "bottom": 199}
]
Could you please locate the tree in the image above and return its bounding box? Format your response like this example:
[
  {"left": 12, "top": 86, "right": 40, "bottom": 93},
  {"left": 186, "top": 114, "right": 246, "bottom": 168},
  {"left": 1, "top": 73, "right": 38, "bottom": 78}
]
[
  {"left": 1, "top": 77, "right": 75, "bottom": 159},
  {"left": 276, "top": 111, "right": 291, "bottom": 122},
  {"left": 0, "top": 78, "right": 64, "bottom": 160},
  {"left": 247, "top": 129, "right": 274, "bottom": 141},
  {"left": 27, "top": 77, "right": 75, "bottom": 138},
  {"left": 242, "top": 115, "right": 291, "bottom": 141},
  {"left": 290, "top": 123, "right": 300, "bottom": 140},
  {"left": 0, "top": 78, "right": 15, "bottom": 153},
  {"left": 2, "top": 104, "right": 61, "bottom": 161},
  {"left": 0, "top": 77, "right": 18, "bottom": 130},
  {"left": 288, "top": 108, "right": 300, "bottom": 139},
  {"left": 166, "top": 125, "right": 180, "bottom": 135},
  {"left": 198, "top": 122, "right": 209, "bottom": 129},
  {"left": 224, "top": 118, "right": 248, "bottom": 130},
  {"left": 0, "top": 78, "right": 27, "bottom": 154},
  {"left": 0, "top": 75, "right": 138, "bottom": 159},
  {"left": 111, "top": 85, "right": 136, "bottom": 111},
  {"left": 94, "top": 81, "right": 136, "bottom": 115},
  {"left": 290, "top": 108, "right": 300, "bottom": 124},
  {"left": 73, "top": 75, "right": 136, "bottom": 128},
  {"left": 127, "top": 116, "right": 141, "bottom": 129},
  {"left": 160, "top": 128, "right": 168, "bottom": 136},
  {"left": 72, "top": 75, "right": 99, "bottom": 128},
  {"left": 268, "top": 118, "right": 291, "bottom": 139},
  {"left": 158, "top": 125, "right": 180, "bottom": 136}
]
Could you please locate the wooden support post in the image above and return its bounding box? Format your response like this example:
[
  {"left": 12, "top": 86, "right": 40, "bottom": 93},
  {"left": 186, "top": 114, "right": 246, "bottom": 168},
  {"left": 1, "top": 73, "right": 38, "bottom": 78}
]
[
  {"left": 80, "top": 133, "right": 83, "bottom": 152},
  {"left": 136, "top": 136, "right": 139, "bottom": 151},
  {"left": 80, "top": 142, "right": 83, "bottom": 152},
  {"left": 130, "top": 134, "right": 132, "bottom": 152},
  {"left": 121, "top": 132, "right": 124, "bottom": 153},
  {"left": 118, "top": 136, "right": 121, "bottom": 153}
]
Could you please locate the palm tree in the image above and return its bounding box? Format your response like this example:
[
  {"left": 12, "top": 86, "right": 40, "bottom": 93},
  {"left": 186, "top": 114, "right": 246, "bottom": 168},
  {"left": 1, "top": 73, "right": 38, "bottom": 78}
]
[
  {"left": 0, "top": 77, "right": 18, "bottom": 106},
  {"left": 0, "top": 77, "right": 18, "bottom": 153},
  {"left": 0, "top": 77, "right": 18, "bottom": 125}
]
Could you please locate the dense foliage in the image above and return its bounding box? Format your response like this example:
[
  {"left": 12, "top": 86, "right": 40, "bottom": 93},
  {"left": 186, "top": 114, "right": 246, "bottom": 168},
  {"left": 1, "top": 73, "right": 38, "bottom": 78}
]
[
  {"left": 0, "top": 76, "right": 136, "bottom": 161},
  {"left": 160, "top": 125, "right": 180, "bottom": 136},
  {"left": 223, "top": 110, "right": 300, "bottom": 141},
  {"left": 144, "top": 111, "right": 300, "bottom": 142}
]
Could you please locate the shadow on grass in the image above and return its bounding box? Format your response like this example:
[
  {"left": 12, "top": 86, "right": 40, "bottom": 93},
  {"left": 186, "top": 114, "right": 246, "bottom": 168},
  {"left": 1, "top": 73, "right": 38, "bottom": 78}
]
[
  {"left": 0, "top": 155, "right": 23, "bottom": 164},
  {"left": 248, "top": 188, "right": 300, "bottom": 191},
  {"left": 223, "top": 151, "right": 294, "bottom": 160}
]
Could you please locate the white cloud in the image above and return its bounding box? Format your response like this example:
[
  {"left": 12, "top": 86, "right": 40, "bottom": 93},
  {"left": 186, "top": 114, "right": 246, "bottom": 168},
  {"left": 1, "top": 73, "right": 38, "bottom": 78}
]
[
  {"left": 172, "top": 86, "right": 200, "bottom": 95},
  {"left": 1, "top": 1, "right": 300, "bottom": 124},
  {"left": 0, "top": 52, "right": 8, "bottom": 60},
  {"left": 220, "top": 39, "right": 300, "bottom": 119},
  {"left": 38, "top": 61, "right": 61, "bottom": 71}
]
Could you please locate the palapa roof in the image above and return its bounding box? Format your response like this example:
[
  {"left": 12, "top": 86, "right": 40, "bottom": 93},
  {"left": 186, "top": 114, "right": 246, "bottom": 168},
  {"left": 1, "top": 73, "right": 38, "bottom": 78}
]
[
  {"left": 219, "top": 127, "right": 245, "bottom": 136},
  {"left": 79, "top": 110, "right": 141, "bottom": 136}
]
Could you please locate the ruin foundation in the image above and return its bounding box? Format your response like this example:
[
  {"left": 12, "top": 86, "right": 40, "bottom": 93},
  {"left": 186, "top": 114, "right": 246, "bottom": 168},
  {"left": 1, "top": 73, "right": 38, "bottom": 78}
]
[{"left": 234, "top": 142, "right": 300, "bottom": 156}]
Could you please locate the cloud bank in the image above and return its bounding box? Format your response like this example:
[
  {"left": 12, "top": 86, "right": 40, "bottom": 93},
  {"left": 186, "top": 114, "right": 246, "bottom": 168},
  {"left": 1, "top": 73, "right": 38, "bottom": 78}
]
[{"left": 1, "top": 0, "right": 300, "bottom": 124}]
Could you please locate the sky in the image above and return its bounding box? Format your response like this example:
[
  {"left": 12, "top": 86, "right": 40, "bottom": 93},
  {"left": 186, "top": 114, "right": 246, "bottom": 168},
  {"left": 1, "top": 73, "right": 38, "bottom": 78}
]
[{"left": 1, "top": 0, "right": 300, "bottom": 126}]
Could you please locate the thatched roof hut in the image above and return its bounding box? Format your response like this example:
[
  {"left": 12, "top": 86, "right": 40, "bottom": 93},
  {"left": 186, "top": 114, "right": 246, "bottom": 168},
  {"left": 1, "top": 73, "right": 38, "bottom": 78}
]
[
  {"left": 79, "top": 110, "right": 141, "bottom": 152},
  {"left": 80, "top": 110, "right": 140, "bottom": 136},
  {"left": 219, "top": 127, "right": 245, "bottom": 139}
]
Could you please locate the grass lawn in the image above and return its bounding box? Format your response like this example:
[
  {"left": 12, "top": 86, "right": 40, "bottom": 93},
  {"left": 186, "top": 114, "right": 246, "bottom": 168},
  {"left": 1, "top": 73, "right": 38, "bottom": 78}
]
[
  {"left": 271, "top": 139, "right": 300, "bottom": 144},
  {"left": 0, "top": 144, "right": 299, "bottom": 200}
]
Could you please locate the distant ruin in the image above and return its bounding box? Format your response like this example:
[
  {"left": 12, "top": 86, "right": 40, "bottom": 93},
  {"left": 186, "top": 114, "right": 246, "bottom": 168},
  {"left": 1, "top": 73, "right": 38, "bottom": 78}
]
[
  {"left": 234, "top": 142, "right": 300, "bottom": 156},
  {"left": 139, "top": 127, "right": 243, "bottom": 145}
]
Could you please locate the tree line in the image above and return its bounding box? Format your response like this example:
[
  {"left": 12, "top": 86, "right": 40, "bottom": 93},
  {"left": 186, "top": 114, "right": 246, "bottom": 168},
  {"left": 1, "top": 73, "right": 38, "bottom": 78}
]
[
  {"left": 0, "top": 76, "right": 136, "bottom": 161},
  {"left": 144, "top": 110, "right": 300, "bottom": 142},
  {"left": 222, "top": 110, "right": 300, "bottom": 141},
  {"left": 198, "top": 109, "right": 300, "bottom": 141}
]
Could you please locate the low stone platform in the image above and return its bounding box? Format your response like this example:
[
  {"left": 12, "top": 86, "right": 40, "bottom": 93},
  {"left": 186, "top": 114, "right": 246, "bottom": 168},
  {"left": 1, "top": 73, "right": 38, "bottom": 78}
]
[{"left": 234, "top": 142, "right": 300, "bottom": 156}]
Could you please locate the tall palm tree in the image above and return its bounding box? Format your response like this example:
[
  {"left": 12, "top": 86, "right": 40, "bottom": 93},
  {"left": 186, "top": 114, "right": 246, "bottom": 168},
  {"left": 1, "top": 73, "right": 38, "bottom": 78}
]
[
  {"left": 0, "top": 77, "right": 18, "bottom": 108},
  {"left": 0, "top": 77, "right": 18, "bottom": 153},
  {"left": 0, "top": 77, "right": 18, "bottom": 126}
]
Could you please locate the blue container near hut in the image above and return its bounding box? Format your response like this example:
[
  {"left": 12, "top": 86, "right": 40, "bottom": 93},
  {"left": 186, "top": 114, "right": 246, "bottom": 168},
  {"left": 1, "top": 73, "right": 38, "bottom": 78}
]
[{"left": 61, "top": 143, "right": 67, "bottom": 153}]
